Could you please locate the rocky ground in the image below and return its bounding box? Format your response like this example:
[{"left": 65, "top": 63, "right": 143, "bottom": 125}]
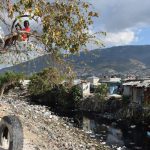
[{"left": 0, "top": 88, "right": 110, "bottom": 150}]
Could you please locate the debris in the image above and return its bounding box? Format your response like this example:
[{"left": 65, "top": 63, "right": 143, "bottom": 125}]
[
  {"left": 130, "top": 125, "right": 136, "bottom": 129},
  {"left": 0, "top": 89, "right": 110, "bottom": 150}
]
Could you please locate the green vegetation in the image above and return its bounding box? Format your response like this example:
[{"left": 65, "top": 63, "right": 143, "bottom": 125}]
[
  {"left": 0, "top": 0, "right": 102, "bottom": 110},
  {"left": 122, "top": 96, "right": 130, "bottom": 105},
  {"left": 0, "top": 71, "right": 24, "bottom": 97},
  {"left": 28, "top": 67, "right": 64, "bottom": 96},
  {"left": 47, "top": 85, "right": 82, "bottom": 110},
  {"left": 67, "top": 45, "right": 150, "bottom": 74},
  {"left": 69, "top": 85, "right": 82, "bottom": 108},
  {"left": 95, "top": 84, "right": 108, "bottom": 100},
  {"left": 29, "top": 84, "right": 82, "bottom": 110},
  {"left": 28, "top": 68, "right": 82, "bottom": 110}
]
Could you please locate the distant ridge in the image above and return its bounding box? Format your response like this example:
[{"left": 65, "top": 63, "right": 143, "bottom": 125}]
[
  {"left": 68, "top": 45, "right": 150, "bottom": 76},
  {"left": 1, "top": 45, "right": 150, "bottom": 76},
  {"left": 0, "top": 54, "right": 53, "bottom": 75}
]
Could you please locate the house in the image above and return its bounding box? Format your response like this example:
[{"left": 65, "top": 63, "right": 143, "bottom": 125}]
[
  {"left": 123, "top": 81, "right": 140, "bottom": 97},
  {"left": 133, "top": 80, "right": 150, "bottom": 104},
  {"left": 122, "top": 80, "right": 150, "bottom": 105},
  {"left": 79, "top": 81, "right": 90, "bottom": 98},
  {"left": 87, "top": 76, "right": 101, "bottom": 93},
  {"left": 71, "top": 79, "right": 91, "bottom": 98},
  {"left": 87, "top": 76, "right": 100, "bottom": 86}
]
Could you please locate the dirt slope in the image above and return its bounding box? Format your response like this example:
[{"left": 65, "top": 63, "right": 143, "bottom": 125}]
[{"left": 0, "top": 89, "right": 110, "bottom": 150}]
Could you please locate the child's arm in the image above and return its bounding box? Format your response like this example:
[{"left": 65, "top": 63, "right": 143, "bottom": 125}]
[{"left": 15, "top": 23, "right": 22, "bottom": 31}]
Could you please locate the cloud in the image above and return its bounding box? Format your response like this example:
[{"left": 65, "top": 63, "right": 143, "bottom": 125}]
[
  {"left": 86, "top": 0, "right": 150, "bottom": 47},
  {"left": 89, "top": 0, "right": 150, "bottom": 32},
  {"left": 104, "top": 29, "right": 136, "bottom": 46}
]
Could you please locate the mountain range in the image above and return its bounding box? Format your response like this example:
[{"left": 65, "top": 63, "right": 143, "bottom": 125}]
[
  {"left": 68, "top": 45, "right": 150, "bottom": 76},
  {"left": 1, "top": 45, "right": 150, "bottom": 76}
]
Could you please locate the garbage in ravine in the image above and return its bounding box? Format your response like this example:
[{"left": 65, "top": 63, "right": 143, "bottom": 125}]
[{"left": 0, "top": 88, "right": 110, "bottom": 150}]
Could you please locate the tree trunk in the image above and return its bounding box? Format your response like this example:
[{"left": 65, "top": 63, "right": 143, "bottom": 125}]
[{"left": 0, "top": 85, "right": 6, "bottom": 99}]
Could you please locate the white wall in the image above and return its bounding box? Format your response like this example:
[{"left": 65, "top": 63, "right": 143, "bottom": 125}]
[{"left": 79, "top": 82, "right": 90, "bottom": 97}]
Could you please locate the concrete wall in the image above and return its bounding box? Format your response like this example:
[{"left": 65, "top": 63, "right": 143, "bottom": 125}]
[{"left": 79, "top": 82, "right": 90, "bottom": 97}]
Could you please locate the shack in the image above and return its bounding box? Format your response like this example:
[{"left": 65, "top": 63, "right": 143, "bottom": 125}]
[
  {"left": 122, "top": 80, "right": 150, "bottom": 105},
  {"left": 123, "top": 81, "right": 140, "bottom": 97}
]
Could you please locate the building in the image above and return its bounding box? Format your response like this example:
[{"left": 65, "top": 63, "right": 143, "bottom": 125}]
[
  {"left": 71, "top": 79, "right": 91, "bottom": 98},
  {"left": 123, "top": 81, "right": 140, "bottom": 97},
  {"left": 133, "top": 80, "right": 150, "bottom": 104},
  {"left": 79, "top": 81, "right": 91, "bottom": 97},
  {"left": 122, "top": 80, "right": 150, "bottom": 105},
  {"left": 87, "top": 76, "right": 100, "bottom": 86}
]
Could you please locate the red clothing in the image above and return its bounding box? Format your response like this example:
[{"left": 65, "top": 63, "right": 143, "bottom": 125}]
[{"left": 21, "top": 27, "right": 31, "bottom": 41}]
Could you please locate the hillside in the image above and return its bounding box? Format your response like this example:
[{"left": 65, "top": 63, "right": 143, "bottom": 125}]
[
  {"left": 0, "top": 88, "right": 109, "bottom": 150},
  {"left": 68, "top": 45, "right": 150, "bottom": 76},
  {"left": 1, "top": 45, "right": 150, "bottom": 76},
  {"left": 0, "top": 54, "right": 55, "bottom": 75}
]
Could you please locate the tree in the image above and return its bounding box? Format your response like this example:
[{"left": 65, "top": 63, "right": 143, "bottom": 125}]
[
  {"left": 0, "top": 1, "right": 104, "bottom": 102},
  {"left": 95, "top": 84, "right": 108, "bottom": 100},
  {"left": 28, "top": 67, "right": 64, "bottom": 95},
  {"left": 0, "top": 0, "right": 102, "bottom": 55},
  {"left": 68, "top": 85, "right": 82, "bottom": 109}
]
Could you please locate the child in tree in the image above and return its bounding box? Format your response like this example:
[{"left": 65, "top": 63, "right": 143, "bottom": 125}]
[
  {"left": 16, "top": 20, "right": 31, "bottom": 41},
  {"left": 2, "top": 20, "right": 31, "bottom": 50}
]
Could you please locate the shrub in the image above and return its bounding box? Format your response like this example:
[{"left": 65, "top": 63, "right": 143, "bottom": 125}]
[
  {"left": 95, "top": 84, "right": 108, "bottom": 100},
  {"left": 122, "top": 96, "right": 130, "bottom": 105},
  {"left": 28, "top": 67, "right": 83, "bottom": 110},
  {"left": 49, "top": 85, "right": 69, "bottom": 109},
  {"left": 29, "top": 83, "right": 82, "bottom": 110},
  {"left": 28, "top": 67, "right": 64, "bottom": 96},
  {"left": 0, "top": 71, "right": 25, "bottom": 97},
  {"left": 68, "top": 85, "right": 82, "bottom": 109},
  {"left": 52, "top": 85, "right": 82, "bottom": 110}
]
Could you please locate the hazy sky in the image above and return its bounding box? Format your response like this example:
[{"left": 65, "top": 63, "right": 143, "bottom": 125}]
[{"left": 89, "top": 0, "right": 150, "bottom": 47}]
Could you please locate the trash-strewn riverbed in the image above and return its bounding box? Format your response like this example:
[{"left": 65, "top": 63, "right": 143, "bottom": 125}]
[
  {"left": 1, "top": 88, "right": 149, "bottom": 150},
  {"left": 58, "top": 111, "right": 150, "bottom": 150},
  {"left": 0, "top": 89, "right": 110, "bottom": 150}
]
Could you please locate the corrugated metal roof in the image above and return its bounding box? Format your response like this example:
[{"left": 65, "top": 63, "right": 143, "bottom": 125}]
[
  {"left": 123, "top": 80, "right": 150, "bottom": 88},
  {"left": 136, "top": 80, "right": 150, "bottom": 88},
  {"left": 123, "top": 81, "right": 141, "bottom": 86}
]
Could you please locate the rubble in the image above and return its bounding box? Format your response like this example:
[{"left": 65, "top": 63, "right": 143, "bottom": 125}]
[{"left": 0, "top": 89, "right": 110, "bottom": 150}]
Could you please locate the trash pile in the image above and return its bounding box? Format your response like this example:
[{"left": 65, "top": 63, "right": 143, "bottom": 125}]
[{"left": 0, "top": 88, "right": 110, "bottom": 150}]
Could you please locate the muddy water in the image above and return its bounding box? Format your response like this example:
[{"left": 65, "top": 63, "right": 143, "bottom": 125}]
[{"left": 59, "top": 111, "right": 150, "bottom": 150}]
